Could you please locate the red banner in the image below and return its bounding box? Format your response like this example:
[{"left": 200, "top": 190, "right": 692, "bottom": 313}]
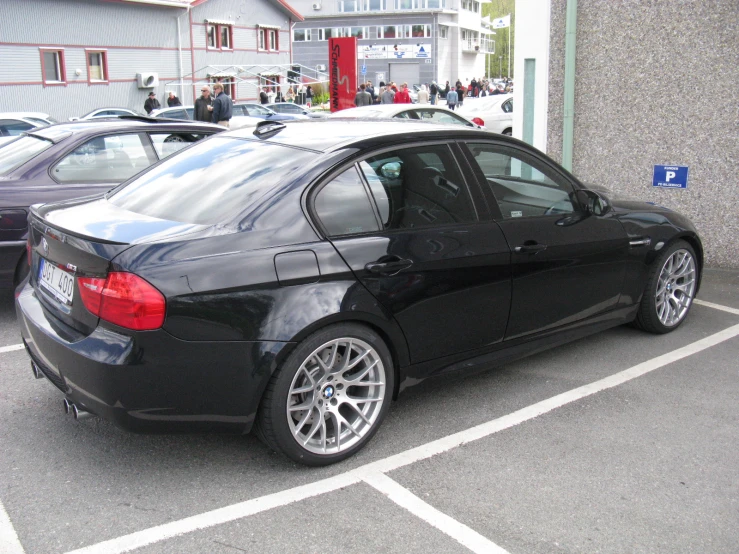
[{"left": 328, "top": 37, "right": 357, "bottom": 113}]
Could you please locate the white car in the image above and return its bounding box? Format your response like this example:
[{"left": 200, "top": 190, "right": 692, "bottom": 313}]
[
  {"left": 69, "top": 108, "right": 140, "bottom": 121},
  {"left": 0, "top": 112, "right": 57, "bottom": 138},
  {"left": 150, "top": 105, "right": 262, "bottom": 130},
  {"left": 457, "top": 94, "right": 513, "bottom": 135},
  {"left": 328, "top": 104, "right": 485, "bottom": 129}
]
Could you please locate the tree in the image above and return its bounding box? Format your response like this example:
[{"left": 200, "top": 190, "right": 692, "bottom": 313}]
[{"left": 483, "top": 0, "right": 515, "bottom": 79}]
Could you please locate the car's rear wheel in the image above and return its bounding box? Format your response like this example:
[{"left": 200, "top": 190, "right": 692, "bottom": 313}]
[
  {"left": 634, "top": 240, "right": 698, "bottom": 334},
  {"left": 503, "top": 128, "right": 512, "bottom": 136},
  {"left": 256, "top": 323, "right": 394, "bottom": 466}
]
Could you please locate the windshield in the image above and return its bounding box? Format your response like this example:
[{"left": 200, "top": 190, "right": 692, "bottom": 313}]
[
  {"left": 0, "top": 135, "right": 53, "bottom": 176},
  {"left": 108, "top": 137, "right": 316, "bottom": 225}
]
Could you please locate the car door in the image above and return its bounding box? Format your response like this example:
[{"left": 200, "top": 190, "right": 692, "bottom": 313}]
[
  {"left": 311, "top": 142, "right": 511, "bottom": 364},
  {"left": 460, "top": 141, "right": 630, "bottom": 340}
]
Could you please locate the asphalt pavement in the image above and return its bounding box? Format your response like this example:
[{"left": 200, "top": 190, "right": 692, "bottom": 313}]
[{"left": 0, "top": 269, "right": 737, "bottom": 554}]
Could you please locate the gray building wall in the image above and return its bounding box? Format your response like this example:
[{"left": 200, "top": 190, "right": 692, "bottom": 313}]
[
  {"left": 547, "top": 0, "right": 739, "bottom": 269},
  {"left": 0, "top": 0, "right": 295, "bottom": 120}
]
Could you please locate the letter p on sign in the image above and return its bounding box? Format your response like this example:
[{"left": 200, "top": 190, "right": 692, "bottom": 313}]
[{"left": 665, "top": 171, "right": 676, "bottom": 182}]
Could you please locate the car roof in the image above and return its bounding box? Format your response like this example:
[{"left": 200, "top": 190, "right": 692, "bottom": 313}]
[
  {"left": 28, "top": 119, "right": 222, "bottom": 142},
  {"left": 224, "top": 119, "right": 492, "bottom": 153},
  {"left": 0, "top": 112, "right": 52, "bottom": 119}
]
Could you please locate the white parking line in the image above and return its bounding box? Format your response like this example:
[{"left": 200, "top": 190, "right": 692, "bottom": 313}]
[
  {"left": 0, "top": 344, "right": 23, "bottom": 355},
  {"left": 693, "top": 299, "right": 739, "bottom": 316},
  {"left": 0, "top": 500, "right": 25, "bottom": 554},
  {"left": 361, "top": 471, "right": 509, "bottom": 554},
  {"left": 62, "top": 321, "right": 739, "bottom": 554}
]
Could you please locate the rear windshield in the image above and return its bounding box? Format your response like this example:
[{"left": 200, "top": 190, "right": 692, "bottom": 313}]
[
  {"left": 0, "top": 136, "right": 53, "bottom": 176},
  {"left": 108, "top": 137, "right": 316, "bottom": 225}
]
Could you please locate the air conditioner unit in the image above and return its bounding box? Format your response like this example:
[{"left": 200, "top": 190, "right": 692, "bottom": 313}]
[
  {"left": 136, "top": 72, "right": 159, "bottom": 88},
  {"left": 316, "top": 64, "right": 326, "bottom": 71},
  {"left": 312, "top": 3, "right": 321, "bottom": 10}
]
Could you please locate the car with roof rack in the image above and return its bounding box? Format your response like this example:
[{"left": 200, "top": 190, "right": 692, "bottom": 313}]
[{"left": 0, "top": 118, "right": 223, "bottom": 289}]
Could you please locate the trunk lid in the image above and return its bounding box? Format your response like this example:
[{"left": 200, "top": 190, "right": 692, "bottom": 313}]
[{"left": 29, "top": 197, "right": 209, "bottom": 335}]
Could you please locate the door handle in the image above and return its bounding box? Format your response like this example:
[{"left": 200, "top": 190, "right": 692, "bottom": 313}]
[
  {"left": 365, "top": 258, "right": 413, "bottom": 274},
  {"left": 514, "top": 243, "right": 547, "bottom": 254}
]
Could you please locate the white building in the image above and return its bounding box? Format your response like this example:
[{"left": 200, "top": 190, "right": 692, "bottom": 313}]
[{"left": 289, "top": 1, "right": 495, "bottom": 87}]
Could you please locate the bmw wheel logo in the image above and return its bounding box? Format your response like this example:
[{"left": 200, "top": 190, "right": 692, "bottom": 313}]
[
  {"left": 322, "top": 385, "right": 335, "bottom": 399},
  {"left": 42, "top": 238, "right": 49, "bottom": 255}
]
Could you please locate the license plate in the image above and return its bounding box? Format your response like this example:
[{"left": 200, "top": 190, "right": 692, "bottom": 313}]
[{"left": 38, "top": 258, "right": 75, "bottom": 305}]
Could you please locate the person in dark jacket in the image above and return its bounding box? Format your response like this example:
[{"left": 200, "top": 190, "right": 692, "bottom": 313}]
[
  {"left": 259, "top": 87, "right": 269, "bottom": 104},
  {"left": 144, "top": 92, "right": 160, "bottom": 114},
  {"left": 194, "top": 86, "right": 213, "bottom": 123},
  {"left": 167, "top": 91, "right": 182, "bottom": 107},
  {"left": 305, "top": 85, "right": 314, "bottom": 107},
  {"left": 211, "top": 83, "right": 233, "bottom": 127}
]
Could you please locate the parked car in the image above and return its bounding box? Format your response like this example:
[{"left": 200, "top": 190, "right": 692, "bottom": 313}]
[
  {"left": 17, "top": 120, "right": 702, "bottom": 467},
  {"left": 150, "top": 105, "right": 262, "bottom": 129},
  {"left": 265, "top": 102, "right": 327, "bottom": 119},
  {"left": 0, "top": 112, "right": 57, "bottom": 133},
  {"left": 232, "top": 103, "right": 309, "bottom": 121},
  {"left": 0, "top": 118, "right": 223, "bottom": 289},
  {"left": 69, "top": 108, "right": 140, "bottom": 121},
  {"left": 458, "top": 94, "right": 513, "bottom": 135},
  {"left": 328, "top": 104, "right": 486, "bottom": 128}
]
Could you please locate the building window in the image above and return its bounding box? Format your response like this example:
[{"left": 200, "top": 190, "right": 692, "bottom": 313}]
[
  {"left": 40, "top": 49, "right": 66, "bottom": 85},
  {"left": 86, "top": 50, "right": 108, "bottom": 82},
  {"left": 269, "top": 29, "right": 278, "bottom": 51},
  {"left": 368, "top": 0, "right": 385, "bottom": 9},
  {"left": 383, "top": 25, "right": 397, "bottom": 39},
  {"left": 350, "top": 27, "right": 366, "bottom": 39},
  {"left": 412, "top": 24, "right": 431, "bottom": 38},
  {"left": 207, "top": 23, "right": 233, "bottom": 50},
  {"left": 324, "top": 28, "right": 336, "bottom": 40},
  {"left": 439, "top": 25, "right": 448, "bottom": 39},
  {"left": 293, "top": 29, "right": 306, "bottom": 42},
  {"left": 396, "top": 0, "right": 413, "bottom": 9}
]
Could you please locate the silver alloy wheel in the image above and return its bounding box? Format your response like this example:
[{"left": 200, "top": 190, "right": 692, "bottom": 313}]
[
  {"left": 655, "top": 248, "right": 696, "bottom": 327},
  {"left": 286, "top": 337, "right": 385, "bottom": 455}
]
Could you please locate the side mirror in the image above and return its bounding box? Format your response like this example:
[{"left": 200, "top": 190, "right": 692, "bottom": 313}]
[
  {"left": 379, "top": 161, "right": 402, "bottom": 179},
  {"left": 576, "top": 189, "right": 611, "bottom": 216}
]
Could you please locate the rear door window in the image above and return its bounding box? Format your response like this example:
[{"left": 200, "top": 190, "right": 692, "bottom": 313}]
[
  {"left": 358, "top": 144, "right": 476, "bottom": 230},
  {"left": 52, "top": 133, "right": 155, "bottom": 183}
]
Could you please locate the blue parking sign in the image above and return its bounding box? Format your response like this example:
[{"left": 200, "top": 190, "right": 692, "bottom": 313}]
[{"left": 653, "top": 165, "right": 689, "bottom": 189}]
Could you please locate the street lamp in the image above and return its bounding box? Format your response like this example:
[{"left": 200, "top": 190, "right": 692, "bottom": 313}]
[{"left": 499, "top": 56, "right": 502, "bottom": 79}]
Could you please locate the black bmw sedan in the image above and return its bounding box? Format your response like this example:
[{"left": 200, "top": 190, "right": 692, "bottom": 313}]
[
  {"left": 16, "top": 120, "right": 702, "bottom": 466},
  {"left": 0, "top": 118, "right": 223, "bottom": 289}
]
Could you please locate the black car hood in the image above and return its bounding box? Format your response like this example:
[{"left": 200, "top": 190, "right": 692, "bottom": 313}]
[{"left": 37, "top": 196, "right": 218, "bottom": 245}]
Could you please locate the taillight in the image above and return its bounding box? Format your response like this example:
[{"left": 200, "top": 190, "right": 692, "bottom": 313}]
[
  {"left": 472, "top": 117, "right": 485, "bottom": 127},
  {"left": 78, "top": 272, "right": 165, "bottom": 331}
]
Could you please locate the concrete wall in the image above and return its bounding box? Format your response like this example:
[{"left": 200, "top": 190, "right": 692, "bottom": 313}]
[{"left": 547, "top": 0, "right": 739, "bottom": 269}]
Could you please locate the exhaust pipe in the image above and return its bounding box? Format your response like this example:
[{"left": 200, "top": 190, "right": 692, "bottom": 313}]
[
  {"left": 63, "top": 398, "right": 72, "bottom": 414},
  {"left": 72, "top": 404, "right": 93, "bottom": 421},
  {"left": 32, "top": 362, "right": 45, "bottom": 379}
]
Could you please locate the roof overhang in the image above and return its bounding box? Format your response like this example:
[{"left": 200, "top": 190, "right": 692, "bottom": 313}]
[{"left": 105, "top": 0, "right": 304, "bottom": 20}]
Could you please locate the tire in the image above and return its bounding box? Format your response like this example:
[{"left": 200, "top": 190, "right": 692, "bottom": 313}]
[
  {"left": 256, "top": 323, "right": 394, "bottom": 466},
  {"left": 634, "top": 240, "right": 698, "bottom": 334},
  {"left": 503, "top": 128, "right": 512, "bottom": 136}
]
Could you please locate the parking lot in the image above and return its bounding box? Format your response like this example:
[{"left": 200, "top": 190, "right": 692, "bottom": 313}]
[{"left": 0, "top": 268, "right": 737, "bottom": 554}]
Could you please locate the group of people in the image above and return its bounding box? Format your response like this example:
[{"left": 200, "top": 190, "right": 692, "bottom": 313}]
[
  {"left": 143, "top": 84, "right": 234, "bottom": 127},
  {"left": 354, "top": 81, "right": 413, "bottom": 106},
  {"left": 258, "top": 84, "right": 315, "bottom": 106}
]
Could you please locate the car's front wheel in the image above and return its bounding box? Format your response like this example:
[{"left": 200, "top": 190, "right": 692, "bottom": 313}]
[
  {"left": 634, "top": 239, "right": 698, "bottom": 333},
  {"left": 257, "top": 323, "right": 394, "bottom": 466}
]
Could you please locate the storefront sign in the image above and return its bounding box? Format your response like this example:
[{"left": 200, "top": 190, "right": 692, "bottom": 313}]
[{"left": 329, "top": 37, "right": 358, "bottom": 112}]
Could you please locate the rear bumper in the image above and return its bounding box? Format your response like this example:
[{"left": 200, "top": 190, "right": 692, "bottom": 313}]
[{"left": 16, "top": 283, "right": 294, "bottom": 434}]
